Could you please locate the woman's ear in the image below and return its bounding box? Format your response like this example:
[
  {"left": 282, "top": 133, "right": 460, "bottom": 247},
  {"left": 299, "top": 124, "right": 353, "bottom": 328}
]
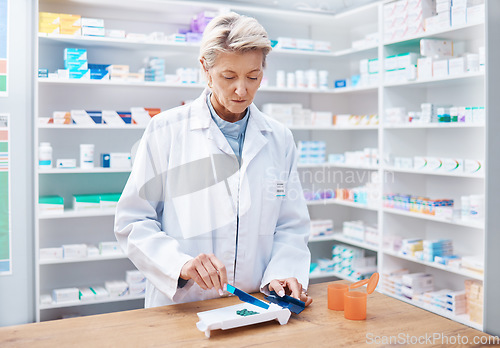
[{"left": 199, "top": 58, "right": 209, "bottom": 73}]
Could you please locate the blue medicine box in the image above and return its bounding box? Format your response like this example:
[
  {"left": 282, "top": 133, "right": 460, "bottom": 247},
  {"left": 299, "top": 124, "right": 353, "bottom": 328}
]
[{"left": 334, "top": 79, "right": 347, "bottom": 88}]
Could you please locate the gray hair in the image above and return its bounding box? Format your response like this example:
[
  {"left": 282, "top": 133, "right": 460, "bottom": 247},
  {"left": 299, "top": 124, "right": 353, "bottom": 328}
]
[{"left": 199, "top": 12, "right": 272, "bottom": 70}]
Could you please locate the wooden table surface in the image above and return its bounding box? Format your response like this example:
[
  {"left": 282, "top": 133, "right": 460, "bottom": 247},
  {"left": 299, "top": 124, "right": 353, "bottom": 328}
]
[{"left": 0, "top": 281, "right": 497, "bottom": 347}]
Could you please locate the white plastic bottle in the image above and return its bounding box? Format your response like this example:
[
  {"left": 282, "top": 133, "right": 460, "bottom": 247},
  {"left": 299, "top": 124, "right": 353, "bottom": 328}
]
[
  {"left": 80, "top": 144, "right": 95, "bottom": 169},
  {"left": 39, "top": 142, "right": 53, "bottom": 169}
]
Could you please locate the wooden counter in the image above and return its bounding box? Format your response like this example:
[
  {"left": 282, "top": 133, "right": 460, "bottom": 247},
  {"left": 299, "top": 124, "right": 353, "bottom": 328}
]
[{"left": 0, "top": 281, "right": 496, "bottom": 347}]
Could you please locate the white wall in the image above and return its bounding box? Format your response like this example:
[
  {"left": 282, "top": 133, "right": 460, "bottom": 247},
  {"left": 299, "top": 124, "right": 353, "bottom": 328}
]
[{"left": 0, "top": 0, "right": 35, "bottom": 326}]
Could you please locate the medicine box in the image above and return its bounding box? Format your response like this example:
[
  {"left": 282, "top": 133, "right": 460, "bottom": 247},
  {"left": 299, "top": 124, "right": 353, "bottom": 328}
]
[
  {"left": 64, "top": 48, "right": 87, "bottom": 61},
  {"left": 82, "top": 26, "right": 105, "bottom": 37},
  {"left": 52, "top": 287, "right": 80, "bottom": 303},
  {"left": 105, "top": 280, "right": 129, "bottom": 297},
  {"left": 73, "top": 194, "right": 101, "bottom": 210},
  {"left": 39, "top": 247, "right": 63, "bottom": 260},
  {"left": 464, "top": 159, "right": 483, "bottom": 174},
  {"left": 126, "top": 270, "right": 146, "bottom": 284},
  {"left": 70, "top": 110, "right": 95, "bottom": 125},
  {"left": 79, "top": 287, "right": 96, "bottom": 301},
  {"left": 39, "top": 196, "right": 64, "bottom": 214},
  {"left": 89, "top": 286, "right": 109, "bottom": 300},
  {"left": 81, "top": 17, "right": 104, "bottom": 28},
  {"left": 62, "top": 244, "right": 87, "bottom": 259},
  {"left": 334, "top": 79, "right": 347, "bottom": 88},
  {"left": 128, "top": 282, "right": 146, "bottom": 295},
  {"left": 99, "top": 241, "right": 122, "bottom": 255},
  {"left": 100, "top": 193, "right": 121, "bottom": 209},
  {"left": 432, "top": 59, "right": 449, "bottom": 78}
]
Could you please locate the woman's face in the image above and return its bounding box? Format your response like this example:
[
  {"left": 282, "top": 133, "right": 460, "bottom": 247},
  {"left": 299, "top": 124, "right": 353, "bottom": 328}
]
[{"left": 204, "top": 50, "right": 263, "bottom": 122}]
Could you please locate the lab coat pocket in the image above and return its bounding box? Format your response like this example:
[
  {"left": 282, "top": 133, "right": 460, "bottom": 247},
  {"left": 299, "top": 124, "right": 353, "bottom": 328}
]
[{"left": 259, "top": 179, "right": 286, "bottom": 235}]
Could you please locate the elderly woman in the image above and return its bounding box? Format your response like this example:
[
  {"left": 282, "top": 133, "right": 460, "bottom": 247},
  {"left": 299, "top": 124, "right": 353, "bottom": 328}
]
[{"left": 115, "top": 12, "right": 312, "bottom": 308}]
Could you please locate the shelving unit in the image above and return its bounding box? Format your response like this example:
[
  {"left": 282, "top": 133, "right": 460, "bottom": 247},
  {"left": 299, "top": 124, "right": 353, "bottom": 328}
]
[{"left": 33, "top": 0, "right": 493, "bottom": 331}]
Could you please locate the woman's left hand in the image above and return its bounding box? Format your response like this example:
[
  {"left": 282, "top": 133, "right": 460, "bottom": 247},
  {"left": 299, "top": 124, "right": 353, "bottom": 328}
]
[{"left": 268, "top": 278, "right": 313, "bottom": 306}]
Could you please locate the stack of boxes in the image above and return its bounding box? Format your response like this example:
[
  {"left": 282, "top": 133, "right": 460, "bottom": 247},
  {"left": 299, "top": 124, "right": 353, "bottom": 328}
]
[
  {"left": 381, "top": 269, "right": 409, "bottom": 297},
  {"left": 342, "top": 221, "right": 379, "bottom": 246},
  {"left": 310, "top": 219, "right": 334, "bottom": 238},
  {"left": 81, "top": 17, "right": 105, "bottom": 37},
  {"left": 297, "top": 141, "right": 326, "bottom": 164},
  {"left": 72, "top": 193, "right": 121, "bottom": 211},
  {"left": 383, "top": 0, "right": 435, "bottom": 42},
  {"left": 64, "top": 48, "right": 89, "bottom": 79},
  {"left": 417, "top": 239, "right": 454, "bottom": 262},
  {"left": 384, "top": 52, "right": 419, "bottom": 83},
  {"left": 359, "top": 58, "right": 380, "bottom": 87},
  {"left": 188, "top": 11, "right": 217, "bottom": 43},
  {"left": 39, "top": 12, "right": 62, "bottom": 35},
  {"left": 401, "top": 273, "right": 434, "bottom": 299},
  {"left": 126, "top": 270, "right": 147, "bottom": 297},
  {"left": 425, "top": 0, "right": 484, "bottom": 31},
  {"left": 106, "top": 65, "right": 130, "bottom": 81},
  {"left": 88, "top": 64, "right": 110, "bottom": 80},
  {"left": 333, "top": 244, "right": 377, "bottom": 281},
  {"left": 400, "top": 238, "right": 423, "bottom": 257},
  {"left": 465, "top": 279, "right": 483, "bottom": 323},
  {"left": 144, "top": 57, "right": 165, "bottom": 82}
]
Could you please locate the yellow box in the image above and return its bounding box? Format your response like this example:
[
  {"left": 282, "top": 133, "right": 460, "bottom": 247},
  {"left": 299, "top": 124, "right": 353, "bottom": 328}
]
[
  {"left": 60, "top": 27, "right": 81, "bottom": 36},
  {"left": 60, "top": 14, "right": 81, "bottom": 26},
  {"left": 39, "top": 23, "right": 60, "bottom": 35},
  {"left": 39, "top": 12, "right": 60, "bottom": 24}
]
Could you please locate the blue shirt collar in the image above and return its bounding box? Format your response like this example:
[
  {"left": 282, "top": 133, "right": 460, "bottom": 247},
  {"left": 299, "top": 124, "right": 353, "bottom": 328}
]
[{"left": 206, "top": 93, "right": 249, "bottom": 139}]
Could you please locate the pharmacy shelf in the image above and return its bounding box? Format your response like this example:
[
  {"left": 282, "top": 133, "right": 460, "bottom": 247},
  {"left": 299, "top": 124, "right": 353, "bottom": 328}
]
[
  {"left": 381, "top": 291, "right": 482, "bottom": 331},
  {"left": 289, "top": 125, "right": 378, "bottom": 131},
  {"left": 271, "top": 44, "right": 378, "bottom": 59},
  {"left": 309, "top": 270, "right": 358, "bottom": 282},
  {"left": 39, "top": 209, "right": 116, "bottom": 220},
  {"left": 384, "top": 21, "right": 485, "bottom": 46},
  {"left": 38, "top": 33, "right": 200, "bottom": 50},
  {"left": 38, "top": 124, "right": 146, "bottom": 130},
  {"left": 330, "top": 233, "right": 379, "bottom": 252},
  {"left": 383, "top": 250, "right": 484, "bottom": 281},
  {"left": 40, "top": 254, "right": 127, "bottom": 265},
  {"left": 384, "top": 123, "right": 485, "bottom": 129},
  {"left": 39, "top": 168, "right": 132, "bottom": 174},
  {"left": 383, "top": 208, "right": 484, "bottom": 229},
  {"left": 383, "top": 71, "right": 484, "bottom": 89},
  {"left": 383, "top": 167, "right": 484, "bottom": 179},
  {"left": 332, "top": 85, "right": 379, "bottom": 94},
  {"left": 298, "top": 163, "right": 378, "bottom": 170},
  {"left": 39, "top": 34, "right": 378, "bottom": 60},
  {"left": 38, "top": 78, "right": 206, "bottom": 89},
  {"left": 39, "top": 294, "right": 145, "bottom": 310},
  {"left": 307, "top": 199, "right": 379, "bottom": 211}
]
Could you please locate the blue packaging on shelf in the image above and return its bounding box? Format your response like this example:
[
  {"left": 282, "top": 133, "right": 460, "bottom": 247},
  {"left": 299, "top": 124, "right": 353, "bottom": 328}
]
[
  {"left": 38, "top": 68, "right": 49, "bottom": 78},
  {"left": 101, "top": 153, "right": 111, "bottom": 168},
  {"left": 335, "top": 79, "right": 347, "bottom": 88},
  {"left": 65, "top": 60, "right": 88, "bottom": 71},
  {"left": 64, "top": 48, "right": 87, "bottom": 61},
  {"left": 69, "top": 69, "right": 90, "bottom": 79},
  {"left": 86, "top": 110, "right": 102, "bottom": 124},
  {"left": 118, "top": 111, "right": 132, "bottom": 124}
]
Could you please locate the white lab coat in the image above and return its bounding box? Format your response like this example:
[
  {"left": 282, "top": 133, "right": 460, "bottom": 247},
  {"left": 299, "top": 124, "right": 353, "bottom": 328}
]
[{"left": 115, "top": 88, "right": 310, "bottom": 308}]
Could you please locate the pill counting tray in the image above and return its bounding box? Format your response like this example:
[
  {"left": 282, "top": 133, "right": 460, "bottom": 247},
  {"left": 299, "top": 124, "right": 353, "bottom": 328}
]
[{"left": 196, "top": 302, "right": 291, "bottom": 338}]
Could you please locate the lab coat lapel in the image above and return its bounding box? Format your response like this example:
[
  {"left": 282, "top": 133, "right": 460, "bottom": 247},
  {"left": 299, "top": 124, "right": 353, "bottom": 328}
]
[
  {"left": 189, "top": 89, "right": 234, "bottom": 157},
  {"left": 241, "top": 104, "right": 272, "bottom": 171}
]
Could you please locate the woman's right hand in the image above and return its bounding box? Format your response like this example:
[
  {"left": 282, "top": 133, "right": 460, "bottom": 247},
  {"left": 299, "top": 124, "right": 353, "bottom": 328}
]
[{"left": 180, "top": 253, "right": 228, "bottom": 296}]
